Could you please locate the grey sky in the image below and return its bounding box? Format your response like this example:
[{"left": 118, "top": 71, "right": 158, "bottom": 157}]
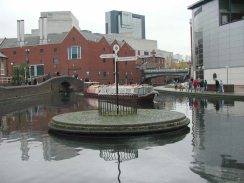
[{"left": 0, "top": 0, "right": 196, "bottom": 57}]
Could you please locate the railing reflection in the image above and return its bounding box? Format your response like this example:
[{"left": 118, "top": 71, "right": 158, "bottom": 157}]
[{"left": 100, "top": 149, "right": 138, "bottom": 183}]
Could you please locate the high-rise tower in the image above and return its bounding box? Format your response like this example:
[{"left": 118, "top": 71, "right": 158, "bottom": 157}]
[{"left": 105, "top": 10, "right": 145, "bottom": 39}]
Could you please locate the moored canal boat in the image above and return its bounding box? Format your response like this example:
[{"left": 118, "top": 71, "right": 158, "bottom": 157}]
[{"left": 83, "top": 82, "right": 159, "bottom": 102}]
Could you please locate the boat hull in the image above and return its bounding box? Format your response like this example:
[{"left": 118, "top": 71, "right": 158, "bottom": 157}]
[{"left": 84, "top": 92, "right": 157, "bottom": 103}]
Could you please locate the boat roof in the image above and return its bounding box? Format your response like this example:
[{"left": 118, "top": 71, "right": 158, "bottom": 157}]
[
  {"left": 100, "top": 84, "right": 152, "bottom": 89},
  {"left": 84, "top": 82, "right": 99, "bottom": 84}
]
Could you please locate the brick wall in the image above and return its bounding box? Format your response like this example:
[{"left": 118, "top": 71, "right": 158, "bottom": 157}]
[
  {"left": 0, "top": 27, "right": 163, "bottom": 86},
  {"left": 0, "top": 76, "right": 83, "bottom": 101}
]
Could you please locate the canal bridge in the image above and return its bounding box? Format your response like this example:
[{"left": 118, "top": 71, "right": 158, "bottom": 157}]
[
  {"left": 0, "top": 76, "right": 83, "bottom": 101},
  {"left": 143, "top": 69, "right": 190, "bottom": 79}
]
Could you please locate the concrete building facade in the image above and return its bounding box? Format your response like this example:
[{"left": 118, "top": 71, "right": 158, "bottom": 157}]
[
  {"left": 30, "top": 11, "right": 81, "bottom": 37},
  {"left": 173, "top": 54, "right": 183, "bottom": 63},
  {"left": 105, "top": 10, "right": 146, "bottom": 39},
  {"left": 188, "top": 0, "right": 244, "bottom": 85}
]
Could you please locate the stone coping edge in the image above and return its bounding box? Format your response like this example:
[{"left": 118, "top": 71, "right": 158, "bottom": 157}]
[{"left": 48, "top": 110, "right": 190, "bottom": 135}]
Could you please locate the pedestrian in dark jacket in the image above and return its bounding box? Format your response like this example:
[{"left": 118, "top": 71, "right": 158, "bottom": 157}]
[
  {"left": 204, "top": 80, "right": 207, "bottom": 91},
  {"left": 215, "top": 79, "right": 219, "bottom": 93},
  {"left": 188, "top": 80, "right": 193, "bottom": 92},
  {"left": 199, "top": 80, "right": 204, "bottom": 92}
]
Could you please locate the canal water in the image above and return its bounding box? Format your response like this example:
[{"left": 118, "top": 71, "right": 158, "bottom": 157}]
[{"left": 0, "top": 92, "right": 244, "bottom": 183}]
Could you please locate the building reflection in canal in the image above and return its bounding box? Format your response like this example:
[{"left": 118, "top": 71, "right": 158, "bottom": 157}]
[
  {"left": 189, "top": 96, "right": 244, "bottom": 182},
  {"left": 1, "top": 92, "right": 244, "bottom": 182}
]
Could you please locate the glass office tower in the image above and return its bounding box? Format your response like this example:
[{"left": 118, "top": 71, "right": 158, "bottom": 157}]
[{"left": 105, "top": 10, "right": 146, "bottom": 39}]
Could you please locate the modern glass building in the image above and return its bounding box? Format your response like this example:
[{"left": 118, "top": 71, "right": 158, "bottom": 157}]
[
  {"left": 105, "top": 10, "right": 146, "bottom": 39},
  {"left": 188, "top": 0, "right": 244, "bottom": 85}
]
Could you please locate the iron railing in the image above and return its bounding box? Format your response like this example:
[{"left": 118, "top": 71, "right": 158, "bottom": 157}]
[{"left": 98, "top": 94, "right": 137, "bottom": 116}]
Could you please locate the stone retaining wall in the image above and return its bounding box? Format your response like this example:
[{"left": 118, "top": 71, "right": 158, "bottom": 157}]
[{"left": 207, "top": 84, "right": 234, "bottom": 92}]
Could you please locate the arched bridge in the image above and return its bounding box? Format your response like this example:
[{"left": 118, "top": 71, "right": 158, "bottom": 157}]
[
  {"left": 143, "top": 69, "right": 190, "bottom": 79},
  {"left": 0, "top": 76, "right": 84, "bottom": 101},
  {"left": 49, "top": 76, "right": 83, "bottom": 92}
]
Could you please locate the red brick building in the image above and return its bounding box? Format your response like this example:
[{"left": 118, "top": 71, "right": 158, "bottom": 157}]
[{"left": 0, "top": 27, "right": 165, "bottom": 85}]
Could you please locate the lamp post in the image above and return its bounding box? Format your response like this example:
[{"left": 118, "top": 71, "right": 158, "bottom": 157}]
[
  {"left": 11, "top": 62, "right": 13, "bottom": 76},
  {"left": 226, "top": 65, "right": 229, "bottom": 92},
  {"left": 25, "top": 49, "right": 31, "bottom": 82},
  {"left": 17, "top": 67, "right": 19, "bottom": 85},
  {"left": 24, "top": 67, "right": 27, "bottom": 80}
]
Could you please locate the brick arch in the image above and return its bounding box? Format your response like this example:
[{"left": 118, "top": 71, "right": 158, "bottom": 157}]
[
  {"left": 49, "top": 76, "right": 84, "bottom": 92},
  {"left": 0, "top": 76, "right": 84, "bottom": 101}
]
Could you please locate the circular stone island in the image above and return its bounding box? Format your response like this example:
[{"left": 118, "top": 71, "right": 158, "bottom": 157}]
[{"left": 48, "top": 109, "right": 190, "bottom": 135}]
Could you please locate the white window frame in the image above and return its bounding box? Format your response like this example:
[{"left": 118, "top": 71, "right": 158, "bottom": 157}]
[{"left": 68, "top": 46, "right": 81, "bottom": 60}]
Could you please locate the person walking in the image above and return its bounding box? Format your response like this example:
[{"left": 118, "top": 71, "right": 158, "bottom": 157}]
[
  {"left": 42, "top": 74, "right": 46, "bottom": 82},
  {"left": 204, "top": 80, "right": 207, "bottom": 91},
  {"left": 215, "top": 79, "right": 219, "bottom": 93},
  {"left": 174, "top": 81, "right": 178, "bottom": 90},
  {"left": 193, "top": 79, "right": 199, "bottom": 92},
  {"left": 199, "top": 79, "right": 204, "bottom": 92},
  {"left": 188, "top": 79, "right": 193, "bottom": 92},
  {"left": 33, "top": 78, "right": 37, "bottom": 85},
  {"left": 219, "top": 80, "right": 224, "bottom": 93}
]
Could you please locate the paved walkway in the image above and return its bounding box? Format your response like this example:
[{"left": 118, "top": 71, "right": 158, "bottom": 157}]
[{"left": 154, "top": 85, "right": 244, "bottom": 99}]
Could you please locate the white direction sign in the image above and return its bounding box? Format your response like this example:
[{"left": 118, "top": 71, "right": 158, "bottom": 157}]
[
  {"left": 116, "top": 56, "right": 138, "bottom": 61},
  {"left": 100, "top": 54, "right": 115, "bottom": 59}
]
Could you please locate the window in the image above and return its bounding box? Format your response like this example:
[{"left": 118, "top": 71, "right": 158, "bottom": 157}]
[
  {"left": 103, "top": 48, "right": 105, "bottom": 51},
  {"left": 144, "top": 51, "right": 149, "bottom": 55},
  {"left": 194, "top": 7, "right": 202, "bottom": 18},
  {"left": 54, "top": 48, "right": 57, "bottom": 52},
  {"left": 13, "top": 51, "right": 16, "bottom": 55},
  {"left": 53, "top": 58, "right": 58, "bottom": 64},
  {"left": 40, "top": 49, "right": 44, "bottom": 53},
  {"left": 40, "top": 60, "right": 44, "bottom": 64},
  {"left": 68, "top": 46, "right": 81, "bottom": 59},
  {"left": 125, "top": 61, "right": 127, "bottom": 65},
  {"left": 0, "top": 62, "right": 4, "bottom": 75},
  {"left": 219, "top": 0, "right": 244, "bottom": 25},
  {"left": 37, "top": 65, "right": 44, "bottom": 76},
  {"left": 103, "top": 72, "right": 107, "bottom": 77},
  {"left": 103, "top": 58, "right": 106, "bottom": 63}
]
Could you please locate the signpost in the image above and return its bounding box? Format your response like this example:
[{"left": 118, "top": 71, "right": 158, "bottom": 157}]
[
  {"left": 99, "top": 54, "right": 115, "bottom": 59},
  {"left": 113, "top": 45, "right": 119, "bottom": 114},
  {"left": 116, "top": 56, "right": 138, "bottom": 61},
  {"left": 99, "top": 44, "right": 138, "bottom": 114}
]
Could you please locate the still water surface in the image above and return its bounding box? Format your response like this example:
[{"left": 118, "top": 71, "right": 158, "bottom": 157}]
[{"left": 0, "top": 92, "right": 244, "bottom": 183}]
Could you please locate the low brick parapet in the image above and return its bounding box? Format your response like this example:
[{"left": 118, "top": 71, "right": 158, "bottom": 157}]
[{"left": 0, "top": 76, "right": 83, "bottom": 101}]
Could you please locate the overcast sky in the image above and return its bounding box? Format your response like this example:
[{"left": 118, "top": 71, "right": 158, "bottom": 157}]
[{"left": 0, "top": 0, "right": 196, "bottom": 57}]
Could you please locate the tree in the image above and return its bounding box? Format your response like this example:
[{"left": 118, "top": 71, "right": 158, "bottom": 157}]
[
  {"left": 178, "top": 61, "right": 190, "bottom": 69},
  {"left": 12, "top": 61, "right": 30, "bottom": 83}
]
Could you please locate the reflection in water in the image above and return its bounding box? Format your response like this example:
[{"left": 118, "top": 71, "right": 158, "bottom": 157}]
[
  {"left": 47, "top": 127, "right": 189, "bottom": 160},
  {"left": 100, "top": 149, "right": 138, "bottom": 183},
  {"left": 20, "top": 132, "right": 30, "bottom": 161},
  {"left": 190, "top": 97, "right": 244, "bottom": 182},
  {"left": 1, "top": 92, "right": 244, "bottom": 182},
  {"left": 47, "top": 127, "right": 189, "bottom": 182}
]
